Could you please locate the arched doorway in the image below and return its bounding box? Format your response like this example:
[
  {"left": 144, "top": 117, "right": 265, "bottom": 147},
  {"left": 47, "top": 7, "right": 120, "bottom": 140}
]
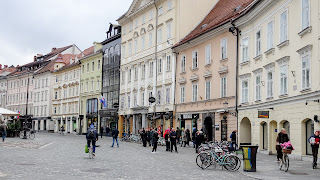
[
  {"left": 240, "top": 117, "right": 251, "bottom": 144},
  {"left": 306, "top": 119, "right": 314, "bottom": 155},
  {"left": 204, "top": 117, "right": 213, "bottom": 142},
  {"left": 260, "top": 121, "right": 268, "bottom": 150},
  {"left": 279, "top": 120, "right": 290, "bottom": 138},
  {"left": 269, "top": 121, "right": 278, "bottom": 154}
]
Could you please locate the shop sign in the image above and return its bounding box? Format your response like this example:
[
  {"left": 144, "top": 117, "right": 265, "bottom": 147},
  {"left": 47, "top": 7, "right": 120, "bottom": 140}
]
[{"left": 258, "top": 111, "right": 269, "bottom": 118}]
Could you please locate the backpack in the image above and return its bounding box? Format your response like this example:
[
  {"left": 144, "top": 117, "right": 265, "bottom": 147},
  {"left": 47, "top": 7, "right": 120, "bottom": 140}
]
[{"left": 88, "top": 129, "right": 95, "bottom": 139}]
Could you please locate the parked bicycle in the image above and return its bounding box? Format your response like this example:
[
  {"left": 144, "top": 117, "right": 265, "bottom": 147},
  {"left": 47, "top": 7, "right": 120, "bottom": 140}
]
[{"left": 19, "top": 130, "right": 35, "bottom": 140}]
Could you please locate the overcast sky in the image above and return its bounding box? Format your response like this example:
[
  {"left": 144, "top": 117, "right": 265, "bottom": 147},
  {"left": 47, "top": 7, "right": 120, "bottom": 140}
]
[{"left": 0, "top": 0, "right": 132, "bottom": 67}]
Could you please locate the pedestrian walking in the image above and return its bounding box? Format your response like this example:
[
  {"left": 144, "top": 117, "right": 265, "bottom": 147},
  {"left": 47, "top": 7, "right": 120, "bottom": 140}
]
[
  {"left": 152, "top": 130, "right": 159, "bottom": 153},
  {"left": 164, "top": 129, "right": 170, "bottom": 151},
  {"left": 181, "top": 128, "right": 187, "bottom": 147},
  {"left": 195, "top": 130, "right": 204, "bottom": 153},
  {"left": 308, "top": 131, "right": 320, "bottom": 167},
  {"left": 170, "top": 128, "right": 178, "bottom": 153},
  {"left": 147, "top": 129, "right": 152, "bottom": 146},
  {"left": 276, "top": 128, "right": 289, "bottom": 161},
  {"left": 100, "top": 126, "right": 104, "bottom": 138},
  {"left": 111, "top": 126, "right": 119, "bottom": 147},
  {"left": 141, "top": 128, "right": 147, "bottom": 147},
  {"left": 0, "top": 120, "right": 7, "bottom": 142},
  {"left": 185, "top": 129, "right": 191, "bottom": 147},
  {"left": 192, "top": 128, "right": 197, "bottom": 148},
  {"left": 230, "top": 130, "right": 237, "bottom": 150},
  {"left": 176, "top": 127, "right": 181, "bottom": 144},
  {"left": 149, "top": 127, "right": 154, "bottom": 147},
  {"left": 106, "top": 126, "right": 110, "bottom": 137}
]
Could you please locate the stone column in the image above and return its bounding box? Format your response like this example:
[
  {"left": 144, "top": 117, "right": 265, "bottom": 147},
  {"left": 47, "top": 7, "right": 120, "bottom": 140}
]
[
  {"left": 142, "top": 113, "right": 146, "bottom": 129},
  {"left": 70, "top": 118, "right": 73, "bottom": 133},
  {"left": 132, "top": 114, "right": 136, "bottom": 134}
]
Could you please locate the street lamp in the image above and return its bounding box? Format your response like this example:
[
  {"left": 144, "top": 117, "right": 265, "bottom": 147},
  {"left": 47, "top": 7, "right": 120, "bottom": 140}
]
[{"left": 148, "top": 96, "right": 156, "bottom": 128}]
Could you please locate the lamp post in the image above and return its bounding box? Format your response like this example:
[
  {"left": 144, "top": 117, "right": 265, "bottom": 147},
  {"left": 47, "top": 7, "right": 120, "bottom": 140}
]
[{"left": 148, "top": 96, "right": 156, "bottom": 128}]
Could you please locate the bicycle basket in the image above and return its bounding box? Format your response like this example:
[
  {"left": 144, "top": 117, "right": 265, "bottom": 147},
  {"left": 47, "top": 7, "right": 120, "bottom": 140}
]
[{"left": 282, "top": 149, "right": 292, "bottom": 154}]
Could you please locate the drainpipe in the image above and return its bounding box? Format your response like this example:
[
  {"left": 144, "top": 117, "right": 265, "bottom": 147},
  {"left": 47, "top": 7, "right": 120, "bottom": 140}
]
[
  {"left": 229, "top": 22, "right": 240, "bottom": 146},
  {"left": 153, "top": 0, "right": 159, "bottom": 129}
]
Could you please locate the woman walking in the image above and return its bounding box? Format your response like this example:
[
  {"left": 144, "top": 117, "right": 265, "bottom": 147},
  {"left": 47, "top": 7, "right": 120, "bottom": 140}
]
[
  {"left": 276, "top": 128, "right": 290, "bottom": 161},
  {"left": 152, "top": 130, "right": 159, "bottom": 153},
  {"left": 0, "top": 120, "right": 7, "bottom": 142}
]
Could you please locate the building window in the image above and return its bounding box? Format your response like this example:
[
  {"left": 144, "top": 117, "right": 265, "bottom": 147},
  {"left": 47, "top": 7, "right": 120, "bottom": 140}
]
[
  {"left": 180, "top": 86, "right": 185, "bottom": 103},
  {"left": 86, "top": 82, "right": 89, "bottom": 92},
  {"left": 149, "top": 62, "right": 154, "bottom": 76},
  {"left": 302, "top": 0, "right": 310, "bottom": 30},
  {"left": 91, "top": 81, "right": 94, "bottom": 91},
  {"left": 134, "top": 39, "right": 138, "bottom": 53},
  {"left": 192, "top": 84, "right": 198, "bottom": 102},
  {"left": 157, "top": 59, "right": 162, "bottom": 74},
  {"left": 255, "top": 75, "right": 261, "bottom": 101},
  {"left": 142, "top": 14, "right": 146, "bottom": 24},
  {"left": 280, "top": 64, "right": 288, "bottom": 95},
  {"left": 242, "top": 80, "right": 249, "bottom": 103},
  {"left": 134, "top": 66, "right": 138, "bottom": 80},
  {"left": 157, "top": 28, "right": 162, "bottom": 44},
  {"left": 205, "top": 81, "right": 211, "bottom": 100},
  {"left": 135, "top": 19, "right": 138, "bottom": 28},
  {"left": 166, "top": 88, "right": 170, "bottom": 104},
  {"left": 158, "top": 7, "right": 163, "bottom": 16},
  {"left": 149, "top": 32, "right": 153, "bottom": 47},
  {"left": 54, "top": 107, "right": 57, "bottom": 114},
  {"left": 181, "top": 56, "right": 186, "bottom": 73},
  {"left": 142, "top": 64, "right": 146, "bottom": 79},
  {"left": 134, "top": 95, "right": 137, "bottom": 107},
  {"left": 267, "top": 72, "right": 273, "bottom": 98},
  {"left": 141, "top": 36, "right": 145, "bottom": 50},
  {"left": 205, "top": 44, "right": 211, "bottom": 65},
  {"left": 129, "top": 42, "right": 132, "bottom": 56},
  {"left": 128, "top": 69, "right": 132, "bottom": 82},
  {"left": 157, "top": 90, "right": 162, "bottom": 105},
  {"left": 149, "top": 9, "right": 154, "bottom": 20},
  {"left": 97, "top": 80, "right": 100, "bottom": 90},
  {"left": 166, "top": 55, "right": 171, "bottom": 71},
  {"left": 55, "top": 92, "right": 57, "bottom": 99},
  {"left": 98, "top": 60, "right": 100, "bottom": 70},
  {"left": 168, "top": 0, "right": 172, "bottom": 9},
  {"left": 122, "top": 45, "right": 125, "bottom": 58},
  {"left": 167, "top": 22, "right": 172, "bottom": 40},
  {"left": 87, "top": 63, "right": 89, "bottom": 73},
  {"left": 256, "top": 30, "right": 261, "bottom": 56},
  {"left": 192, "top": 51, "right": 198, "bottom": 69},
  {"left": 128, "top": 95, "right": 130, "bottom": 108},
  {"left": 242, "top": 38, "right": 249, "bottom": 63},
  {"left": 82, "top": 65, "right": 84, "bottom": 73},
  {"left": 81, "top": 83, "right": 84, "bottom": 93},
  {"left": 221, "top": 77, "right": 227, "bottom": 97},
  {"left": 302, "top": 52, "right": 311, "bottom": 89},
  {"left": 267, "top": 21, "right": 274, "bottom": 50},
  {"left": 221, "top": 38, "right": 227, "bottom": 59},
  {"left": 280, "top": 10, "right": 288, "bottom": 43}
]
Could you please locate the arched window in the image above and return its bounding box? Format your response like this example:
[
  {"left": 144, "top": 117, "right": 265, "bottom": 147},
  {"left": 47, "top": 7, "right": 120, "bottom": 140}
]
[
  {"left": 104, "top": 49, "right": 108, "bottom": 65},
  {"left": 109, "top": 47, "right": 114, "bottom": 64},
  {"left": 115, "top": 44, "right": 120, "bottom": 62}
]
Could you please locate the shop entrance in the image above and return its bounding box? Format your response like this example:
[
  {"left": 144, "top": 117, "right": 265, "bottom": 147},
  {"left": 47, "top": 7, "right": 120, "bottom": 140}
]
[{"left": 204, "top": 117, "right": 213, "bottom": 142}]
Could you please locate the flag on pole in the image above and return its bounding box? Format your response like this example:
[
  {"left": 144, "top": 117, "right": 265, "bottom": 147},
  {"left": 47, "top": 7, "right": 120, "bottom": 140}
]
[{"left": 99, "top": 96, "right": 108, "bottom": 108}]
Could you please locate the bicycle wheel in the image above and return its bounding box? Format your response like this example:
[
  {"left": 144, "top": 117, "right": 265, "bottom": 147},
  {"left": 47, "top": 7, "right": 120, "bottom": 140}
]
[
  {"left": 284, "top": 155, "right": 289, "bottom": 172},
  {"left": 29, "top": 133, "right": 35, "bottom": 140},
  {"left": 223, "top": 155, "right": 239, "bottom": 171},
  {"left": 196, "top": 152, "right": 211, "bottom": 169},
  {"left": 19, "top": 131, "right": 24, "bottom": 139}
]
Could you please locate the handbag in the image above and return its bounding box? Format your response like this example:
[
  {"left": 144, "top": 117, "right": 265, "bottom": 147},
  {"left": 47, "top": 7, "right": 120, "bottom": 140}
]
[{"left": 85, "top": 145, "right": 89, "bottom": 153}]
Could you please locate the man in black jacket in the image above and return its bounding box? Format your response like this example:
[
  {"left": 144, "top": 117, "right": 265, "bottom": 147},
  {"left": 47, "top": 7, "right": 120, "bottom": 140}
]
[
  {"left": 170, "top": 128, "right": 178, "bottom": 153},
  {"left": 111, "top": 126, "right": 119, "bottom": 148}
]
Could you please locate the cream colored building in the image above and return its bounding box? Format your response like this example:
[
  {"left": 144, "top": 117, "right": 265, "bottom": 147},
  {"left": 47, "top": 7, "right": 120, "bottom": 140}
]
[
  {"left": 117, "top": 0, "right": 217, "bottom": 136},
  {"left": 51, "top": 54, "right": 80, "bottom": 134},
  {"left": 235, "top": 0, "right": 320, "bottom": 159}
]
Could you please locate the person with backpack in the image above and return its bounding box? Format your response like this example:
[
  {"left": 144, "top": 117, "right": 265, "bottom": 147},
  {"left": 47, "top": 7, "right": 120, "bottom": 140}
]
[
  {"left": 111, "top": 126, "right": 119, "bottom": 147},
  {"left": 308, "top": 131, "right": 320, "bottom": 167},
  {"left": 230, "top": 130, "right": 237, "bottom": 150},
  {"left": 86, "top": 124, "right": 98, "bottom": 156},
  {"left": 152, "top": 129, "right": 159, "bottom": 153}
]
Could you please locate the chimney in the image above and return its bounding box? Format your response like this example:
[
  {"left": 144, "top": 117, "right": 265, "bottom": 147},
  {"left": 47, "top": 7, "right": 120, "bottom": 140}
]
[
  {"left": 0, "top": 64, "right": 2, "bottom": 70},
  {"left": 4, "top": 65, "right": 8, "bottom": 68},
  {"left": 52, "top": 47, "right": 57, "bottom": 51},
  {"left": 34, "top": 56, "right": 37, "bottom": 62}
]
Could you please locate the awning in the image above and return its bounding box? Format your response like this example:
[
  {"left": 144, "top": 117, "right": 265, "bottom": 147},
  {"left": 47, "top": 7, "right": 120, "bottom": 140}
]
[{"left": 0, "top": 107, "right": 20, "bottom": 116}]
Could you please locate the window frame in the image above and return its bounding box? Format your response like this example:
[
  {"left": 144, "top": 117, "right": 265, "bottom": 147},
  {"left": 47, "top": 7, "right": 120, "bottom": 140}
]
[
  {"left": 192, "top": 50, "right": 198, "bottom": 70},
  {"left": 192, "top": 84, "right": 198, "bottom": 102},
  {"left": 242, "top": 37, "right": 249, "bottom": 63},
  {"left": 220, "top": 77, "right": 227, "bottom": 98},
  {"left": 280, "top": 9, "right": 288, "bottom": 43},
  {"left": 280, "top": 64, "right": 288, "bottom": 95},
  {"left": 180, "top": 86, "right": 185, "bottom": 103},
  {"left": 181, "top": 55, "right": 186, "bottom": 73},
  {"left": 205, "top": 44, "right": 211, "bottom": 65},
  {"left": 221, "top": 38, "right": 227, "bottom": 59},
  {"left": 205, "top": 80, "right": 211, "bottom": 100},
  {"left": 241, "top": 79, "right": 249, "bottom": 103},
  {"left": 267, "top": 20, "right": 274, "bottom": 50}
]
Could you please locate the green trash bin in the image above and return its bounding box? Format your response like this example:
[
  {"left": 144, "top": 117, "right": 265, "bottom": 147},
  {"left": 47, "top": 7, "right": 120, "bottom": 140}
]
[{"left": 241, "top": 145, "right": 259, "bottom": 172}]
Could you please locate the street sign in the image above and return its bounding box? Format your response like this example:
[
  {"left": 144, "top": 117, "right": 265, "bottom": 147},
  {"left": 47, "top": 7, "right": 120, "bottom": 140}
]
[
  {"left": 148, "top": 97, "right": 156, "bottom": 103},
  {"left": 258, "top": 111, "right": 269, "bottom": 118},
  {"left": 158, "top": 126, "right": 161, "bottom": 134}
]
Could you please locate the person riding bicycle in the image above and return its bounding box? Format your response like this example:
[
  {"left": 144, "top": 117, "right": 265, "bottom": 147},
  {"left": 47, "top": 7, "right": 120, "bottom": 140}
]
[
  {"left": 86, "top": 124, "right": 98, "bottom": 156},
  {"left": 276, "top": 128, "right": 289, "bottom": 161},
  {"left": 308, "top": 131, "right": 320, "bottom": 167}
]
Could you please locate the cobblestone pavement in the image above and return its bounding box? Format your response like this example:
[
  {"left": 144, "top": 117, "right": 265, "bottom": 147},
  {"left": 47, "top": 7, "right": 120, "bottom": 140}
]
[{"left": 0, "top": 133, "right": 253, "bottom": 180}]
